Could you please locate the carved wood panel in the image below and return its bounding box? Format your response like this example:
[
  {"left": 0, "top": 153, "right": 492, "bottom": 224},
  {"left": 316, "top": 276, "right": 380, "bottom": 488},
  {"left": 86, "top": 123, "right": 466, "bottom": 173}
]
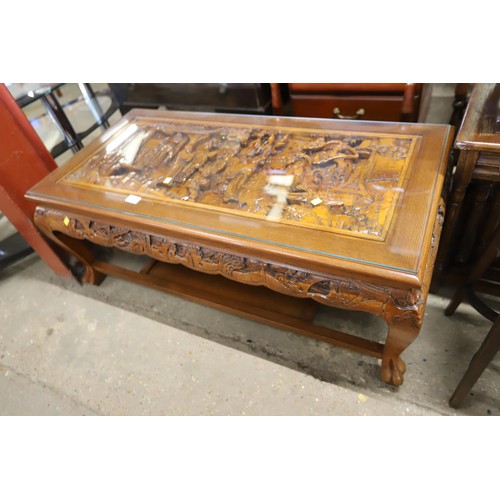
[{"left": 61, "top": 119, "right": 418, "bottom": 240}]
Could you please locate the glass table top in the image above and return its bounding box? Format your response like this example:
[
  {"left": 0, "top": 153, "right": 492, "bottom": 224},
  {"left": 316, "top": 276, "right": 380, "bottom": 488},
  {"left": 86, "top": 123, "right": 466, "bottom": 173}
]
[
  {"left": 29, "top": 93, "right": 116, "bottom": 155},
  {"left": 27, "top": 110, "right": 452, "bottom": 279},
  {"left": 62, "top": 119, "right": 416, "bottom": 241},
  {"left": 6, "top": 83, "right": 64, "bottom": 108}
]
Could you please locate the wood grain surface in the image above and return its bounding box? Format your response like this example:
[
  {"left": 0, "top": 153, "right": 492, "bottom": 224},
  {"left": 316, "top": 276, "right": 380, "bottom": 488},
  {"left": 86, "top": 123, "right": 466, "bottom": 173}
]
[{"left": 27, "top": 110, "right": 452, "bottom": 287}]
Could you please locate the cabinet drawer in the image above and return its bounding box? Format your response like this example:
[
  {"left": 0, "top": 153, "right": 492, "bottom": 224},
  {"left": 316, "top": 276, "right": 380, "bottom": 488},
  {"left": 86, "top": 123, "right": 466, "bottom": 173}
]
[{"left": 290, "top": 95, "right": 408, "bottom": 121}]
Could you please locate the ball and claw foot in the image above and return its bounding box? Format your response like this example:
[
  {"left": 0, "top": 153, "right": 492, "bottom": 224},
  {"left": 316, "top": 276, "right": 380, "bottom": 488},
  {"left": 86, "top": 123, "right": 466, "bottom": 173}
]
[{"left": 381, "top": 356, "right": 407, "bottom": 386}]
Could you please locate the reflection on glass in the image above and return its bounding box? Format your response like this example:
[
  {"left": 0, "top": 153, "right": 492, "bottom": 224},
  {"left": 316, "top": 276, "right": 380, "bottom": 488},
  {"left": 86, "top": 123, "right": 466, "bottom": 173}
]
[
  {"left": 106, "top": 124, "right": 138, "bottom": 154},
  {"left": 64, "top": 120, "right": 417, "bottom": 239}
]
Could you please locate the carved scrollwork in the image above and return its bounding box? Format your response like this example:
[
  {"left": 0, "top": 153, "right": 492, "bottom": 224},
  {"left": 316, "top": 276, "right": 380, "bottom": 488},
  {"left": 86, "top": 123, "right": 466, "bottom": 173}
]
[{"left": 34, "top": 207, "right": 425, "bottom": 327}]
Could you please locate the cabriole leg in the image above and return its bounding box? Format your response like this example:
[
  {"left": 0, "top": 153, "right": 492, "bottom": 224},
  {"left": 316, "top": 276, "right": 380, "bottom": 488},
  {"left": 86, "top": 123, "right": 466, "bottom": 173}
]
[{"left": 381, "top": 313, "right": 421, "bottom": 386}]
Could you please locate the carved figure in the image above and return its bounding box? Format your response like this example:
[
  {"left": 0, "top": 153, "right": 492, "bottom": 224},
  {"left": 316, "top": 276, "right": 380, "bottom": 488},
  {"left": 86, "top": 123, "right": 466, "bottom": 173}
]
[{"left": 64, "top": 121, "right": 414, "bottom": 238}]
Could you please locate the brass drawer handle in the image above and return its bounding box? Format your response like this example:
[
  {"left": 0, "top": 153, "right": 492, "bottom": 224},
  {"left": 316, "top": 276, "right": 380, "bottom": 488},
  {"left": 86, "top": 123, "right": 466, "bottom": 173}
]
[{"left": 332, "top": 107, "right": 365, "bottom": 120}]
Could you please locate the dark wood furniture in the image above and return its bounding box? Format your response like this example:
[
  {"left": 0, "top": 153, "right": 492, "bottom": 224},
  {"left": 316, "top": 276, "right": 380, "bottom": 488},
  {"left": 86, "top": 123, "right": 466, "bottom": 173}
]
[
  {"left": 445, "top": 225, "right": 500, "bottom": 408},
  {"left": 27, "top": 109, "right": 452, "bottom": 385},
  {"left": 278, "top": 84, "right": 422, "bottom": 122},
  {"left": 449, "top": 84, "right": 472, "bottom": 131},
  {"left": 109, "top": 84, "right": 273, "bottom": 116},
  {"left": 435, "top": 83, "right": 500, "bottom": 294},
  {"left": 0, "top": 84, "right": 72, "bottom": 278}
]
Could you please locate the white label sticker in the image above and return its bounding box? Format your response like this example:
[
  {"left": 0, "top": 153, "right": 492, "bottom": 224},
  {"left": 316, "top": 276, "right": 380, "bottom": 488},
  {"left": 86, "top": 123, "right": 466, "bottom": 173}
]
[
  {"left": 124, "top": 194, "right": 141, "bottom": 205},
  {"left": 267, "top": 174, "right": 294, "bottom": 187},
  {"left": 311, "top": 197, "right": 323, "bottom": 206}
]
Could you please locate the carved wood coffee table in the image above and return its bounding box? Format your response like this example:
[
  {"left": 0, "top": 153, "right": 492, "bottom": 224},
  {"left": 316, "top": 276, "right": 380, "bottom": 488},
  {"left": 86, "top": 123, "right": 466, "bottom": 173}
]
[{"left": 27, "top": 109, "right": 452, "bottom": 385}]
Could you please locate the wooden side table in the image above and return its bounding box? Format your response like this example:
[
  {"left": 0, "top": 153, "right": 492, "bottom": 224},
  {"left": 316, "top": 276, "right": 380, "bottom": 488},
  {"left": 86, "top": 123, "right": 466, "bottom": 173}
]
[
  {"left": 435, "top": 83, "right": 500, "bottom": 294},
  {"left": 26, "top": 109, "right": 452, "bottom": 385}
]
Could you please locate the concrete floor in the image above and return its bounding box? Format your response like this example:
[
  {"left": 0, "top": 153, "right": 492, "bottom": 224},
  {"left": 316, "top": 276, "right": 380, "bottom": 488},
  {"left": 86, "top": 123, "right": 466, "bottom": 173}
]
[
  {"left": 1, "top": 251, "right": 499, "bottom": 416},
  {"left": 2, "top": 83, "right": 499, "bottom": 416}
]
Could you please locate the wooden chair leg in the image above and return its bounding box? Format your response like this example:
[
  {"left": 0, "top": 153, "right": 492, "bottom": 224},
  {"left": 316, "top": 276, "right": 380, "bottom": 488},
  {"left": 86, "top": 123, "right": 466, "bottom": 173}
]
[
  {"left": 449, "top": 315, "right": 500, "bottom": 408},
  {"left": 270, "top": 83, "right": 283, "bottom": 116},
  {"left": 445, "top": 287, "right": 465, "bottom": 316}
]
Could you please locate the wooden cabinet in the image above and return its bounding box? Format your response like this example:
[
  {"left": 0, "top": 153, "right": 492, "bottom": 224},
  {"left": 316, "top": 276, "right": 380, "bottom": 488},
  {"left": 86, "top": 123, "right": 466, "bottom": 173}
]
[
  {"left": 110, "top": 83, "right": 273, "bottom": 115},
  {"left": 285, "top": 83, "right": 423, "bottom": 122}
]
